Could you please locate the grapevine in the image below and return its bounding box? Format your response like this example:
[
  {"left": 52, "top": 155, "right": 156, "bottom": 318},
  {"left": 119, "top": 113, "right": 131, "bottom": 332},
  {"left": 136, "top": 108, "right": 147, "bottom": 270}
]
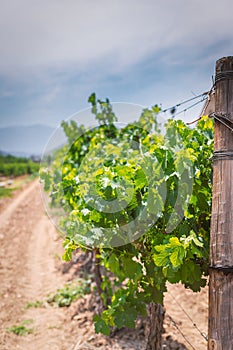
[{"left": 40, "top": 93, "right": 213, "bottom": 337}]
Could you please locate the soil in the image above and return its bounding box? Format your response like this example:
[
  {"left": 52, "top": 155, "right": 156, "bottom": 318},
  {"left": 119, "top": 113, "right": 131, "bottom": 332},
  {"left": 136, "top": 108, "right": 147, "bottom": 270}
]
[{"left": 0, "top": 179, "right": 208, "bottom": 350}]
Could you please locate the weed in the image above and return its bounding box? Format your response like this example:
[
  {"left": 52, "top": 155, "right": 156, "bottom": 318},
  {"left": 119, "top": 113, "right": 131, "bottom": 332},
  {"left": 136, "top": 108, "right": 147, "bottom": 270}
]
[
  {"left": 47, "top": 278, "right": 91, "bottom": 307},
  {"left": 25, "top": 300, "right": 44, "bottom": 309},
  {"left": 6, "top": 319, "right": 34, "bottom": 336}
]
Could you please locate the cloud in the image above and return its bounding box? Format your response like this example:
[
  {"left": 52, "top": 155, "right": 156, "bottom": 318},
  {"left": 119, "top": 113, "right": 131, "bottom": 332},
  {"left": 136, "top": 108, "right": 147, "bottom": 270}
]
[
  {"left": 0, "top": 0, "right": 233, "bottom": 78},
  {"left": 0, "top": 0, "right": 233, "bottom": 128}
]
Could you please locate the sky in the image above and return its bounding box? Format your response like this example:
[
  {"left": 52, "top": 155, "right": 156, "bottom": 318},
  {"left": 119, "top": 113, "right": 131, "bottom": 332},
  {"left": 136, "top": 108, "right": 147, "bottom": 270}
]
[{"left": 0, "top": 0, "right": 233, "bottom": 128}]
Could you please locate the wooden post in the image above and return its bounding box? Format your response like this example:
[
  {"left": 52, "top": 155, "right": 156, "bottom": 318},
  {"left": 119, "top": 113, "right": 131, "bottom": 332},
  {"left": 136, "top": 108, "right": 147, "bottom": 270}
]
[{"left": 208, "top": 56, "right": 233, "bottom": 350}]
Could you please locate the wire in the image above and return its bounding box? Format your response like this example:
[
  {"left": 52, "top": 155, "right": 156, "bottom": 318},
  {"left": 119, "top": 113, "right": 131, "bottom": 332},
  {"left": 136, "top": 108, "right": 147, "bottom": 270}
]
[
  {"left": 162, "top": 91, "right": 209, "bottom": 114},
  {"left": 186, "top": 84, "right": 215, "bottom": 125},
  {"left": 174, "top": 96, "right": 208, "bottom": 117},
  {"left": 167, "top": 291, "right": 208, "bottom": 341},
  {"left": 209, "top": 113, "right": 233, "bottom": 132},
  {"left": 213, "top": 151, "right": 233, "bottom": 161},
  {"left": 167, "top": 313, "right": 198, "bottom": 350},
  {"left": 215, "top": 71, "right": 233, "bottom": 83}
]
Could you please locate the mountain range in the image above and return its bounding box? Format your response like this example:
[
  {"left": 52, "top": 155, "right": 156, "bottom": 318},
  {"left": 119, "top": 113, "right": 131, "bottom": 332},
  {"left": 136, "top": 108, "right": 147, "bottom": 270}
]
[{"left": 0, "top": 124, "right": 57, "bottom": 157}]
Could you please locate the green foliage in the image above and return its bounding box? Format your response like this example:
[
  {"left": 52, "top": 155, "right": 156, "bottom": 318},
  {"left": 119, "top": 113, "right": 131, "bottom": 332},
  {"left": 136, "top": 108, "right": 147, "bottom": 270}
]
[
  {"left": 47, "top": 278, "right": 91, "bottom": 307},
  {"left": 41, "top": 95, "right": 214, "bottom": 334},
  {"left": 0, "top": 187, "right": 15, "bottom": 198},
  {"left": 0, "top": 154, "right": 39, "bottom": 177},
  {"left": 88, "top": 93, "right": 117, "bottom": 125},
  {"left": 6, "top": 319, "right": 34, "bottom": 336}
]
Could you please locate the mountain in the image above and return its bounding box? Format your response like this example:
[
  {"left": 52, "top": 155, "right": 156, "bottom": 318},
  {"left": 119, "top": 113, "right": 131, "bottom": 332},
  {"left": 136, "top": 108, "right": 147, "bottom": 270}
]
[{"left": 0, "top": 124, "right": 57, "bottom": 157}]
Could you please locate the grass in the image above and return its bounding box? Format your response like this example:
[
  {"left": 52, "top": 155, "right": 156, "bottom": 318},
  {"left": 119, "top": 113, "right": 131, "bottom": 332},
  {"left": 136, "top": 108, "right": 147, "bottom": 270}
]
[
  {"left": 25, "top": 300, "right": 44, "bottom": 309},
  {"left": 24, "top": 278, "right": 92, "bottom": 310},
  {"left": 0, "top": 187, "right": 16, "bottom": 198},
  {"left": 47, "top": 278, "right": 91, "bottom": 307},
  {"left": 6, "top": 319, "right": 34, "bottom": 336},
  {"left": 0, "top": 174, "right": 37, "bottom": 198}
]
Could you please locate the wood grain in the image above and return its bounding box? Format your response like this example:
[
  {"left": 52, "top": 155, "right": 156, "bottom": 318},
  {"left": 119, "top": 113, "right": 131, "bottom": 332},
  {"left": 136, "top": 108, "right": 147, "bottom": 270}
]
[{"left": 208, "top": 56, "right": 233, "bottom": 350}]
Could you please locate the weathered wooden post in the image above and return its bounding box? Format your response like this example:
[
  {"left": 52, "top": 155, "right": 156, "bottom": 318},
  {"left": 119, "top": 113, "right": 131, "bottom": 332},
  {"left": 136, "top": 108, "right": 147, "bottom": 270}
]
[{"left": 208, "top": 56, "right": 233, "bottom": 349}]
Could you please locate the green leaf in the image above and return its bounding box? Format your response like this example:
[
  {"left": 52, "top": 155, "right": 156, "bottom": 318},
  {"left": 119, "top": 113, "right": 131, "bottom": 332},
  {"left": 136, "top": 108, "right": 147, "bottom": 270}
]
[
  {"left": 122, "top": 256, "right": 142, "bottom": 279},
  {"left": 153, "top": 251, "right": 169, "bottom": 267},
  {"left": 93, "top": 315, "right": 111, "bottom": 336},
  {"left": 154, "top": 237, "right": 184, "bottom": 268},
  {"left": 165, "top": 267, "right": 181, "bottom": 284},
  {"left": 170, "top": 246, "right": 185, "bottom": 268},
  {"left": 62, "top": 250, "right": 72, "bottom": 261},
  {"left": 147, "top": 189, "right": 163, "bottom": 216},
  {"left": 108, "top": 253, "right": 120, "bottom": 274},
  {"left": 88, "top": 92, "right": 96, "bottom": 106},
  {"left": 134, "top": 168, "right": 147, "bottom": 188},
  {"left": 114, "top": 306, "right": 137, "bottom": 329}
]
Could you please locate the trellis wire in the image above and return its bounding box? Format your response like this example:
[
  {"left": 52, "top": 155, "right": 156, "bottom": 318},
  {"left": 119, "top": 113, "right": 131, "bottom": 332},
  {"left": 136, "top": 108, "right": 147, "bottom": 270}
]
[
  {"left": 167, "top": 290, "right": 208, "bottom": 342},
  {"left": 167, "top": 313, "right": 198, "bottom": 350}
]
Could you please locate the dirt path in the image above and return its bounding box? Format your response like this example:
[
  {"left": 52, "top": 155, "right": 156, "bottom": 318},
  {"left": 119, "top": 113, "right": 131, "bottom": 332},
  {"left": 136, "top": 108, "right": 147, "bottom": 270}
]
[
  {"left": 0, "top": 180, "right": 208, "bottom": 350},
  {"left": 0, "top": 180, "right": 76, "bottom": 350}
]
